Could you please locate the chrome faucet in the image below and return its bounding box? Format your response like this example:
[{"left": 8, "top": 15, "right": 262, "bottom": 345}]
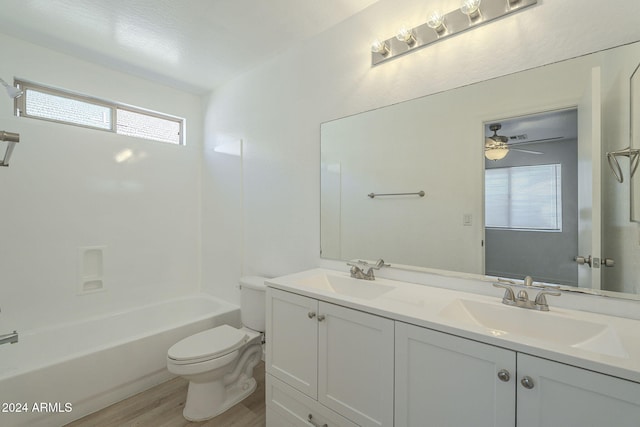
[
  {"left": 493, "top": 278, "right": 561, "bottom": 311},
  {"left": 0, "top": 307, "right": 19, "bottom": 345},
  {"left": 347, "top": 259, "right": 386, "bottom": 280},
  {"left": 0, "top": 330, "right": 18, "bottom": 345}
]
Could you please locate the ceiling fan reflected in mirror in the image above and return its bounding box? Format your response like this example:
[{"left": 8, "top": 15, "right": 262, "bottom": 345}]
[{"left": 484, "top": 123, "right": 544, "bottom": 160}]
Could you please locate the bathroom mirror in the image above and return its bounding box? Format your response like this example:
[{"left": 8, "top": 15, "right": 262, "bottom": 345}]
[
  {"left": 631, "top": 62, "right": 640, "bottom": 223},
  {"left": 321, "top": 40, "right": 640, "bottom": 297}
]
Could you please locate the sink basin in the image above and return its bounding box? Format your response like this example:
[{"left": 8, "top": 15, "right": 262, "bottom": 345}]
[
  {"left": 439, "top": 299, "right": 628, "bottom": 358},
  {"left": 298, "top": 273, "right": 395, "bottom": 300}
]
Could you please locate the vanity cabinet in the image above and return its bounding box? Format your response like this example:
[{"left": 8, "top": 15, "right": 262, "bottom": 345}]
[
  {"left": 395, "top": 322, "right": 640, "bottom": 427},
  {"left": 266, "top": 288, "right": 318, "bottom": 399},
  {"left": 395, "top": 322, "right": 516, "bottom": 427},
  {"left": 266, "top": 288, "right": 394, "bottom": 427},
  {"left": 517, "top": 354, "right": 640, "bottom": 427},
  {"left": 266, "top": 374, "right": 359, "bottom": 427}
]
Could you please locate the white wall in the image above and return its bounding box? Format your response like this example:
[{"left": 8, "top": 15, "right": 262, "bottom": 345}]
[
  {"left": 203, "top": 0, "right": 640, "bottom": 304},
  {"left": 0, "top": 33, "right": 203, "bottom": 331}
]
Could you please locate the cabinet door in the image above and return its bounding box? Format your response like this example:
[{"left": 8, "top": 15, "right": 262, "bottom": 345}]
[
  {"left": 395, "top": 322, "right": 516, "bottom": 427},
  {"left": 318, "top": 302, "right": 394, "bottom": 427},
  {"left": 266, "top": 373, "right": 359, "bottom": 427},
  {"left": 266, "top": 288, "right": 318, "bottom": 399},
  {"left": 517, "top": 353, "right": 640, "bottom": 427}
]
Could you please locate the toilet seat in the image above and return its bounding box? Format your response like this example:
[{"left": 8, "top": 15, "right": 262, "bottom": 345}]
[{"left": 168, "top": 325, "right": 249, "bottom": 365}]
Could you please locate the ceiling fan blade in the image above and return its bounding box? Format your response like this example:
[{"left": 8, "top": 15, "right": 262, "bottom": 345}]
[
  {"left": 512, "top": 148, "right": 544, "bottom": 155},
  {"left": 507, "top": 136, "right": 564, "bottom": 146}
]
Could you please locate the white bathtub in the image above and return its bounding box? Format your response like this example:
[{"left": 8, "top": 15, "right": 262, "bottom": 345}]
[{"left": 0, "top": 294, "right": 240, "bottom": 427}]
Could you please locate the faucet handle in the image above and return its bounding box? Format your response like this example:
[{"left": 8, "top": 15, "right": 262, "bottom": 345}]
[
  {"left": 516, "top": 289, "right": 530, "bottom": 301},
  {"left": 493, "top": 283, "right": 516, "bottom": 304},
  {"left": 347, "top": 261, "right": 365, "bottom": 271},
  {"left": 348, "top": 259, "right": 386, "bottom": 269},
  {"left": 534, "top": 290, "right": 561, "bottom": 311},
  {"left": 372, "top": 258, "right": 386, "bottom": 269},
  {"left": 347, "top": 259, "right": 367, "bottom": 267},
  {"left": 348, "top": 264, "right": 363, "bottom": 276}
]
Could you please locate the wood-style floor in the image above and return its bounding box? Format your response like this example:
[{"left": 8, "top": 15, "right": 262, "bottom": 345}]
[{"left": 65, "top": 362, "right": 265, "bottom": 427}]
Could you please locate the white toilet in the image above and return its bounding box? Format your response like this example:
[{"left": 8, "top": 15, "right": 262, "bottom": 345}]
[{"left": 167, "top": 276, "right": 267, "bottom": 421}]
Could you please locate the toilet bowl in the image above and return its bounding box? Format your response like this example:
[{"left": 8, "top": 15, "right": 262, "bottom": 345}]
[{"left": 167, "top": 276, "right": 267, "bottom": 422}]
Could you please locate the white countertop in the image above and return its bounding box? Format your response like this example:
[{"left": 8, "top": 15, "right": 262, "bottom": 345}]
[{"left": 266, "top": 268, "right": 640, "bottom": 383}]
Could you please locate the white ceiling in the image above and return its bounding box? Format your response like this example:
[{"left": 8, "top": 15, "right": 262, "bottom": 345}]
[{"left": 0, "top": 0, "right": 379, "bottom": 93}]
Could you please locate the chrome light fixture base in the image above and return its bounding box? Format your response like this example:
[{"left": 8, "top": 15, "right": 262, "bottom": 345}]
[{"left": 371, "top": 0, "right": 537, "bottom": 66}]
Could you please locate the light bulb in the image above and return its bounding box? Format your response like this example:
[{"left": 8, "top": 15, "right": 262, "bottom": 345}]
[
  {"left": 395, "top": 27, "right": 416, "bottom": 46},
  {"left": 371, "top": 39, "right": 390, "bottom": 56},
  {"left": 460, "top": 0, "right": 482, "bottom": 19},
  {"left": 426, "top": 11, "right": 446, "bottom": 34}
]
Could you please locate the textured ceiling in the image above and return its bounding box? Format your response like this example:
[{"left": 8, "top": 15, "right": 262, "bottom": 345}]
[{"left": 0, "top": 0, "right": 379, "bottom": 93}]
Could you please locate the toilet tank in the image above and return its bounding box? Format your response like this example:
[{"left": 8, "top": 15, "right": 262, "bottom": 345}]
[{"left": 239, "top": 276, "right": 267, "bottom": 332}]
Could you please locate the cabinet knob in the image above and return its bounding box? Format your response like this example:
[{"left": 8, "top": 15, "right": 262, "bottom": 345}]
[
  {"left": 308, "top": 311, "right": 316, "bottom": 319},
  {"left": 521, "top": 376, "right": 535, "bottom": 389},
  {"left": 317, "top": 314, "right": 326, "bottom": 322},
  {"left": 308, "top": 413, "right": 328, "bottom": 427},
  {"left": 497, "top": 369, "right": 511, "bottom": 382}
]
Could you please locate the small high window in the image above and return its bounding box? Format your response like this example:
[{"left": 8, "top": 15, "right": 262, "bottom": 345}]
[
  {"left": 15, "top": 80, "right": 184, "bottom": 145},
  {"left": 485, "top": 164, "right": 562, "bottom": 231}
]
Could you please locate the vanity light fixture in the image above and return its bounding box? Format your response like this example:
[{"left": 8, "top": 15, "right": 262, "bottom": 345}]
[
  {"left": 426, "top": 11, "right": 447, "bottom": 35},
  {"left": 395, "top": 27, "right": 417, "bottom": 46},
  {"left": 485, "top": 143, "right": 509, "bottom": 160},
  {"left": 371, "top": 0, "right": 537, "bottom": 66},
  {"left": 460, "top": 0, "right": 482, "bottom": 20}
]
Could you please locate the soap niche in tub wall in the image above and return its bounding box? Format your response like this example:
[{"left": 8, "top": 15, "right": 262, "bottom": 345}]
[{"left": 78, "top": 246, "right": 105, "bottom": 295}]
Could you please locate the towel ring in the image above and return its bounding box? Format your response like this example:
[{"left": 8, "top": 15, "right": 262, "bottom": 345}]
[{"left": 606, "top": 147, "right": 640, "bottom": 183}]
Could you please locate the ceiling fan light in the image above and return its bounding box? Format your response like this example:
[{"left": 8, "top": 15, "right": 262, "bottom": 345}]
[
  {"left": 485, "top": 123, "right": 510, "bottom": 159},
  {"left": 485, "top": 145, "right": 509, "bottom": 160},
  {"left": 485, "top": 148, "right": 509, "bottom": 160}
]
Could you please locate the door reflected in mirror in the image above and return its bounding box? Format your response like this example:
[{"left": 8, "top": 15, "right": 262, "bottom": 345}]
[{"left": 483, "top": 109, "right": 579, "bottom": 287}]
